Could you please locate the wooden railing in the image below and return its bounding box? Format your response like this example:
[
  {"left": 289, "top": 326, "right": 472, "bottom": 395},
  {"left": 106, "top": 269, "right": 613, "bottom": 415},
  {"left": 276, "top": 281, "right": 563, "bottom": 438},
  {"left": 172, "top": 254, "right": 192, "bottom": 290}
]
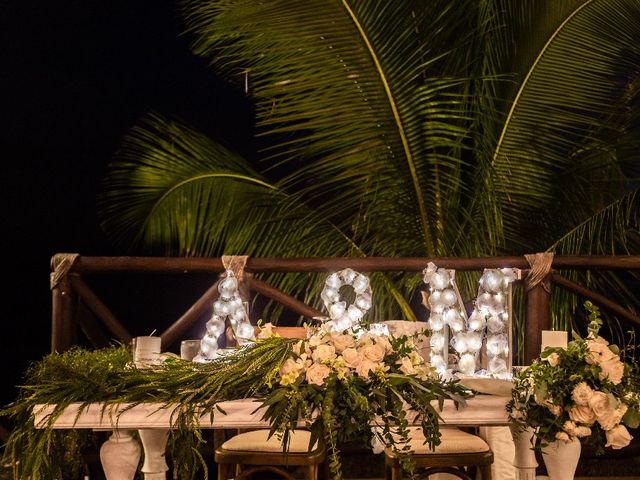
[{"left": 49, "top": 254, "right": 640, "bottom": 364}]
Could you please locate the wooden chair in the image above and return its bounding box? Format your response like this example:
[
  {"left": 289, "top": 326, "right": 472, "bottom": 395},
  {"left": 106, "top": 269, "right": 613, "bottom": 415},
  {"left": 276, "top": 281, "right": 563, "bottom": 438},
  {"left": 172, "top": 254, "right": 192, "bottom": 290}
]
[
  {"left": 215, "top": 326, "right": 326, "bottom": 480},
  {"left": 384, "top": 426, "right": 493, "bottom": 480}
]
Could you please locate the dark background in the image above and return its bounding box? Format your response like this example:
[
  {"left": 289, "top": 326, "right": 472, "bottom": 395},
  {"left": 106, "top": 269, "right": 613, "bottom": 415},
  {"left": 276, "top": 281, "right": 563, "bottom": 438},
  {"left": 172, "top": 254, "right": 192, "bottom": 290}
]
[{"left": 1, "top": 1, "right": 254, "bottom": 408}]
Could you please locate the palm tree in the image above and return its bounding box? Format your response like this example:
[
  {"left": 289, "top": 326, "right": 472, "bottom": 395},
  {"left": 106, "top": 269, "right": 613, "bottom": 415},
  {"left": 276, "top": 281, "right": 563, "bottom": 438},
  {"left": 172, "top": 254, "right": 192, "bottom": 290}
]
[{"left": 98, "top": 0, "right": 640, "bottom": 356}]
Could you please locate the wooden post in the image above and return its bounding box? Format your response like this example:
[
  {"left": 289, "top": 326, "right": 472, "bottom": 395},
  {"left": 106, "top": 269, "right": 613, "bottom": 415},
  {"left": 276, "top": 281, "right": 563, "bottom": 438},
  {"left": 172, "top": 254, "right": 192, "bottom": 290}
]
[
  {"left": 51, "top": 278, "right": 75, "bottom": 353},
  {"left": 524, "top": 278, "right": 551, "bottom": 365}
]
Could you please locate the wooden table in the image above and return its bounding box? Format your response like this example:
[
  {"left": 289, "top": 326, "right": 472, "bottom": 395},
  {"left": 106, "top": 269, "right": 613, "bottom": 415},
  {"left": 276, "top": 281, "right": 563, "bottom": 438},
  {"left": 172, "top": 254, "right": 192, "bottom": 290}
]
[{"left": 34, "top": 395, "right": 537, "bottom": 480}]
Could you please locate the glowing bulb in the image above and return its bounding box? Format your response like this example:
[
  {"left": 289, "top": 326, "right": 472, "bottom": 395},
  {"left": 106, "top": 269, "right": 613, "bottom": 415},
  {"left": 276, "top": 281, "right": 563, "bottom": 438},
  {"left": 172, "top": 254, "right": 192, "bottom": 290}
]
[
  {"left": 213, "top": 301, "right": 231, "bottom": 316},
  {"left": 430, "top": 333, "right": 445, "bottom": 350},
  {"left": 325, "top": 273, "right": 342, "bottom": 289},
  {"left": 468, "top": 309, "right": 486, "bottom": 331},
  {"left": 321, "top": 287, "right": 339, "bottom": 303},
  {"left": 429, "top": 313, "right": 444, "bottom": 331},
  {"left": 480, "top": 271, "right": 501, "bottom": 294},
  {"left": 355, "top": 293, "right": 372, "bottom": 310},
  {"left": 352, "top": 274, "right": 370, "bottom": 294},
  {"left": 451, "top": 335, "right": 467, "bottom": 353},
  {"left": 341, "top": 268, "right": 357, "bottom": 284},
  {"left": 458, "top": 354, "right": 476, "bottom": 375},
  {"left": 489, "top": 356, "right": 508, "bottom": 375},
  {"left": 428, "top": 291, "right": 443, "bottom": 308},
  {"left": 329, "top": 301, "right": 346, "bottom": 320},
  {"left": 441, "top": 288, "right": 457, "bottom": 307},
  {"left": 466, "top": 332, "right": 483, "bottom": 352},
  {"left": 206, "top": 318, "right": 225, "bottom": 337},
  {"left": 347, "top": 305, "right": 363, "bottom": 321},
  {"left": 431, "top": 270, "right": 450, "bottom": 290},
  {"left": 430, "top": 354, "right": 445, "bottom": 369},
  {"left": 486, "top": 314, "right": 504, "bottom": 333}
]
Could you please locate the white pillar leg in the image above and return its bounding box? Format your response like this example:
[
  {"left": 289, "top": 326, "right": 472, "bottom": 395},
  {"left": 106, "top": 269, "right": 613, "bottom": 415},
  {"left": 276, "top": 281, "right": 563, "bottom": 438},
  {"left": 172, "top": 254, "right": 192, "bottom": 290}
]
[
  {"left": 100, "top": 430, "right": 141, "bottom": 480},
  {"left": 138, "top": 428, "right": 170, "bottom": 480},
  {"left": 510, "top": 425, "right": 538, "bottom": 480}
]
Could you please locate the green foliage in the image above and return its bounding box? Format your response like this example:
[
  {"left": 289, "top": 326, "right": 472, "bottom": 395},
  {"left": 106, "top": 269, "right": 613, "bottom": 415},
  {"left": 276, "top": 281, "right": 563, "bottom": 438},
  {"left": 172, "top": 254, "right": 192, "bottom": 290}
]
[{"left": 99, "top": 1, "right": 640, "bottom": 352}]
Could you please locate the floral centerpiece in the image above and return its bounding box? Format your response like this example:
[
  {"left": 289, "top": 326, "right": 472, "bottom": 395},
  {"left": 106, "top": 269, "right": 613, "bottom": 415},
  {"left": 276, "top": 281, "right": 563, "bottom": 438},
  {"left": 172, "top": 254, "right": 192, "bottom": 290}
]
[
  {"left": 507, "top": 302, "right": 640, "bottom": 454},
  {"left": 257, "top": 321, "right": 469, "bottom": 479}
]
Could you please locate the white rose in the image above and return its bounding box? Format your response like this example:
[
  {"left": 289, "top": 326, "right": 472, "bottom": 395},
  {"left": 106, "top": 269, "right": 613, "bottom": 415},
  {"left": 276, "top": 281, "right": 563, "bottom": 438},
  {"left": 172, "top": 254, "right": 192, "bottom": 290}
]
[
  {"left": 571, "top": 382, "right": 594, "bottom": 406},
  {"left": 342, "top": 347, "right": 364, "bottom": 368},
  {"left": 361, "top": 343, "right": 386, "bottom": 363},
  {"left": 330, "top": 333, "right": 355, "bottom": 353},
  {"left": 312, "top": 344, "right": 337, "bottom": 363},
  {"left": 605, "top": 424, "right": 633, "bottom": 449},
  {"left": 545, "top": 352, "right": 560, "bottom": 367},
  {"left": 598, "top": 357, "right": 625, "bottom": 385},
  {"left": 555, "top": 431, "right": 570, "bottom": 442},
  {"left": 279, "top": 358, "right": 303, "bottom": 386},
  {"left": 280, "top": 358, "right": 299, "bottom": 377},
  {"left": 305, "top": 363, "right": 331, "bottom": 386},
  {"left": 568, "top": 405, "right": 597, "bottom": 425}
]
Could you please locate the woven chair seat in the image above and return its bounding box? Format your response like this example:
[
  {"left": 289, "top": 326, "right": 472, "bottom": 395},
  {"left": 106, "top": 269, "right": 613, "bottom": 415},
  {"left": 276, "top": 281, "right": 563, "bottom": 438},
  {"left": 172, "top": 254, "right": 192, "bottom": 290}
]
[{"left": 220, "top": 429, "right": 319, "bottom": 453}]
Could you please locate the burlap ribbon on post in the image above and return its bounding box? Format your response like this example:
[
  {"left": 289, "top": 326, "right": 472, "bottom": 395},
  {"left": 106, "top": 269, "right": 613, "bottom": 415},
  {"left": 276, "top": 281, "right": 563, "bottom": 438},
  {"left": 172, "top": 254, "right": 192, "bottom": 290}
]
[
  {"left": 524, "top": 252, "right": 554, "bottom": 293},
  {"left": 50, "top": 253, "right": 80, "bottom": 290}
]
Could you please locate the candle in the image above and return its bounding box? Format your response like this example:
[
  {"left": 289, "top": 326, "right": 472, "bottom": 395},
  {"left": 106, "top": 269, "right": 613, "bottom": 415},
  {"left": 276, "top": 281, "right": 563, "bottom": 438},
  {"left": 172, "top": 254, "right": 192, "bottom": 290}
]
[
  {"left": 133, "top": 336, "right": 162, "bottom": 367},
  {"left": 541, "top": 330, "right": 567, "bottom": 352}
]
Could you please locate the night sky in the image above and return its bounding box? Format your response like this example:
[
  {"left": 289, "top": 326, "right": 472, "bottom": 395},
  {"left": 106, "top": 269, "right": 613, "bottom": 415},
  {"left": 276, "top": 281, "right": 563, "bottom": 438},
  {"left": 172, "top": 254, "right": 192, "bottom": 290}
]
[{"left": 2, "top": 1, "right": 253, "bottom": 407}]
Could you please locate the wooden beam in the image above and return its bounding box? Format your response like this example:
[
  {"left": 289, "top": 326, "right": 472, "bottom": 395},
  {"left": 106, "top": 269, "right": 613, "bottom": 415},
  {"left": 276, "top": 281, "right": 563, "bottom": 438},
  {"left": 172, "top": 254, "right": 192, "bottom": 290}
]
[
  {"left": 525, "top": 281, "right": 552, "bottom": 364},
  {"left": 551, "top": 273, "right": 640, "bottom": 327},
  {"left": 246, "top": 277, "right": 324, "bottom": 321},
  {"left": 68, "top": 276, "right": 132, "bottom": 343}
]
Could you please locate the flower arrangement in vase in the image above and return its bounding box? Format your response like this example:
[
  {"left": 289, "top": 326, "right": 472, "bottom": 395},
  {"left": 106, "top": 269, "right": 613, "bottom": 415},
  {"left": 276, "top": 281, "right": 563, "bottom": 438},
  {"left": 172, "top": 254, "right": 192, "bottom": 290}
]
[{"left": 507, "top": 301, "right": 640, "bottom": 455}]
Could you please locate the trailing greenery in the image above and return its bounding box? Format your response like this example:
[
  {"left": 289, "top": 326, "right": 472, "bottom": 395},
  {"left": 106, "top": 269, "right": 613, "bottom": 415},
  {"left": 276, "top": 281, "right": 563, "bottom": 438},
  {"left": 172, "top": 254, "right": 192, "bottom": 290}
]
[
  {"left": 0, "top": 339, "right": 292, "bottom": 479},
  {"left": 1, "top": 330, "right": 469, "bottom": 480}
]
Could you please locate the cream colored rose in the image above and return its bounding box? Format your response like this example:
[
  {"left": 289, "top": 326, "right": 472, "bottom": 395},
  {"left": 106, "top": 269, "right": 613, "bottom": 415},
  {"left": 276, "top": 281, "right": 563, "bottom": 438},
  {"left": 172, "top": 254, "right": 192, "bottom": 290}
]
[
  {"left": 598, "top": 404, "right": 628, "bottom": 431},
  {"left": 280, "top": 358, "right": 299, "bottom": 377},
  {"left": 342, "top": 347, "right": 364, "bottom": 368},
  {"left": 575, "top": 426, "right": 592, "bottom": 437},
  {"left": 605, "top": 424, "right": 633, "bottom": 449},
  {"left": 588, "top": 391, "right": 611, "bottom": 418},
  {"left": 586, "top": 337, "right": 617, "bottom": 364},
  {"left": 305, "top": 362, "right": 331, "bottom": 386},
  {"left": 571, "top": 382, "right": 594, "bottom": 406},
  {"left": 361, "top": 343, "right": 386, "bottom": 363},
  {"left": 568, "top": 405, "right": 597, "bottom": 425},
  {"left": 398, "top": 357, "right": 417, "bottom": 375},
  {"left": 355, "top": 359, "right": 377, "bottom": 379},
  {"left": 555, "top": 431, "right": 570, "bottom": 442},
  {"left": 374, "top": 335, "right": 393, "bottom": 353},
  {"left": 330, "top": 333, "right": 355, "bottom": 353},
  {"left": 598, "top": 357, "right": 624, "bottom": 385},
  {"left": 545, "top": 352, "right": 560, "bottom": 367},
  {"left": 312, "top": 344, "right": 337, "bottom": 363}
]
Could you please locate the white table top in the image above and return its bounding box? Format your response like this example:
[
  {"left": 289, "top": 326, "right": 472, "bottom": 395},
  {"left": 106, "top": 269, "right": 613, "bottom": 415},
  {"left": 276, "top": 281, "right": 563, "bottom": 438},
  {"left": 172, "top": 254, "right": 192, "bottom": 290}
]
[{"left": 34, "top": 394, "right": 510, "bottom": 430}]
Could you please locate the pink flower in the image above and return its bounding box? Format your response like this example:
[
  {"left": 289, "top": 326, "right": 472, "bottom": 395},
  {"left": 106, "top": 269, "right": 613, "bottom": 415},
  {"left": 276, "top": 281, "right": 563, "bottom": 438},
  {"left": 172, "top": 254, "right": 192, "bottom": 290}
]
[
  {"left": 305, "top": 363, "right": 331, "bottom": 386},
  {"left": 605, "top": 424, "right": 633, "bottom": 449}
]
